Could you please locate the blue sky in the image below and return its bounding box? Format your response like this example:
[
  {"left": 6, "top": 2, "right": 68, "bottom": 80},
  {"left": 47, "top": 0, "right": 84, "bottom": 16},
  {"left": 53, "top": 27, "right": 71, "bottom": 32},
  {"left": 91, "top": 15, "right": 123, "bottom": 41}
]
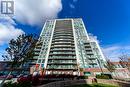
[{"left": 0, "top": 0, "right": 130, "bottom": 61}]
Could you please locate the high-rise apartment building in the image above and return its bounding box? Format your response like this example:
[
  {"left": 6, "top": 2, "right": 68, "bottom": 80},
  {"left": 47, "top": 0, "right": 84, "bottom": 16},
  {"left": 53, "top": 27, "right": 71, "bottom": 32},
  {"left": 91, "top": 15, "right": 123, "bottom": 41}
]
[{"left": 30, "top": 18, "right": 106, "bottom": 76}]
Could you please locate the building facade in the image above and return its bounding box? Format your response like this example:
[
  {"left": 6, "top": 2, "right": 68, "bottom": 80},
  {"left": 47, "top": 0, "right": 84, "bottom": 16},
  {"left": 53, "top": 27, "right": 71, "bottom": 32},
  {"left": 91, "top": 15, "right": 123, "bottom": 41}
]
[{"left": 30, "top": 18, "right": 106, "bottom": 76}]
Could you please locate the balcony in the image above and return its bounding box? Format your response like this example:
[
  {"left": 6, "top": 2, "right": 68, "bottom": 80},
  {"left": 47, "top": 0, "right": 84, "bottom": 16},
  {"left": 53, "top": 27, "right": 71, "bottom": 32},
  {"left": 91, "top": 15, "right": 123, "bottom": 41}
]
[
  {"left": 52, "top": 41, "right": 74, "bottom": 44},
  {"left": 49, "top": 52, "right": 76, "bottom": 55},
  {"left": 35, "top": 50, "right": 40, "bottom": 53},
  {"left": 54, "top": 32, "right": 73, "bottom": 35},
  {"left": 53, "top": 34, "right": 73, "bottom": 37},
  {"left": 48, "top": 56, "right": 76, "bottom": 59},
  {"left": 51, "top": 42, "right": 74, "bottom": 45},
  {"left": 47, "top": 65, "right": 77, "bottom": 70},
  {"left": 51, "top": 44, "right": 74, "bottom": 47},
  {"left": 51, "top": 45, "right": 75, "bottom": 48},
  {"left": 89, "top": 61, "right": 97, "bottom": 65},
  {"left": 32, "top": 56, "right": 38, "bottom": 59},
  {"left": 86, "top": 52, "right": 93, "bottom": 55},
  {"left": 47, "top": 61, "right": 77, "bottom": 65},
  {"left": 53, "top": 38, "right": 73, "bottom": 41},
  {"left": 85, "top": 45, "right": 91, "bottom": 48},
  {"left": 54, "top": 30, "right": 73, "bottom": 32},
  {"left": 50, "top": 48, "right": 75, "bottom": 52},
  {"left": 34, "top": 53, "right": 39, "bottom": 56},
  {"left": 85, "top": 48, "right": 92, "bottom": 50},
  {"left": 35, "top": 46, "right": 42, "bottom": 49},
  {"left": 53, "top": 37, "right": 73, "bottom": 39},
  {"left": 52, "top": 40, "right": 74, "bottom": 42},
  {"left": 88, "top": 57, "right": 96, "bottom": 60}
]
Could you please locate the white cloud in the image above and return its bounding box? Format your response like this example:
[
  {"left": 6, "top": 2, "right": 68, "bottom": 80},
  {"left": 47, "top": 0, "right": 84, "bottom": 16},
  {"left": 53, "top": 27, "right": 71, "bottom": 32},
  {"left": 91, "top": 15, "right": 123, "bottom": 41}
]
[
  {"left": 0, "top": 0, "right": 62, "bottom": 45},
  {"left": 0, "top": 0, "right": 62, "bottom": 60},
  {"left": 13, "top": 0, "right": 62, "bottom": 26},
  {"left": 0, "top": 17, "right": 16, "bottom": 25},
  {"left": 0, "top": 23, "right": 24, "bottom": 45},
  {"left": 102, "top": 45, "right": 130, "bottom": 61},
  {"left": 0, "top": 49, "right": 6, "bottom": 60},
  {"left": 0, "top": 17, "right": 24, "bottom": 45},
  {"left": 0, "top": 17, "right": 24, "bottom": 60}
]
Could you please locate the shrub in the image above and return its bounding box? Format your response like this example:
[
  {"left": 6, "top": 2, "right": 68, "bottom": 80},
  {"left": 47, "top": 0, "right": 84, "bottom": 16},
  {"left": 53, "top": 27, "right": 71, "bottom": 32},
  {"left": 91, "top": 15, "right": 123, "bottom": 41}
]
[
  {"left": 96, "top": 74, "right": 110, "bottom": 79},
  {"left": 3, "top": 81, "right": 17, "bottom": 87},
  {"left": 77, "top": 76, "right": 88, "bottom": 79},
  {"left": 17, "top": 82, "right": 32, "bottom": 87}
]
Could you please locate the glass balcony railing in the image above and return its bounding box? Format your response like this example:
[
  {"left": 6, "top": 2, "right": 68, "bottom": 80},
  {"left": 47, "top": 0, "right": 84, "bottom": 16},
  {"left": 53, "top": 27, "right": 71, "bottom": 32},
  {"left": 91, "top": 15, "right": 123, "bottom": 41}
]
[
  {"left": 54, "top": 30, "right": 73, "bottom": 33},
  {"left": 50, "top": 48, "right": 75, "bottom": 50},
  {"left": 54, "top": 29, "right": 72, "bottom": 31},
  {"left": 85, "top": 48, "right": 92, "bottom": 50},
  {"left": 52, "top": 41, "right": 74, "bottom": 44},
  {"left": 86, "top": 52, "right": 93, "bottom": 54},
  {"left": 34, "top": 51, "right": 40, "bottom": 54},
  {"left": 49, "top": 56, "right": 76, "bottom": 59},
  {"left": 53, "top": 34, "right": 73, "bottom": 36},
  {"left": 52, "top": 44, "right": 73, "bottom": 46},
  {"left": 51, "top": 43, "right": 74, "bottom": 46},
  {"left": 48, "top": 60, "right": 76, "bottom": 62},
  {"left": 34, "top": 53, "right": 39, "bottom": 56},
  {"left": 51, "top": 45, "right": 74, "bottom": 48},
  {"left": 48, "top": 57, "right": 76, "bottom": 60},
  {"left": 33, "top": 56, "right": 38, "bottom": 59},
  {"left": 55, "top": 42, "right": 71, "bottom": 43},
  {"left": 89, "top": 62, "right": 97, "bottom": 65},
  {"left": 85, "top": 46, "right": 91, "bottom": 48},
  {"left": 53, "top": 38, "right": 73, "bottom": 41},
  {"left": 48, "top": 61, "right": 77, "bottom": 64},
  {"left": 47, "top": 65, "right": 77, "bottom": 69},
  {"left": 53, "top": 37, "right": 73, "bottom": 39},
  {"left": 49, "top": 52, "right": 75, "bottom": 55},
  {"left": 88, "top": 57, "right": 96, "bottom": 60}
]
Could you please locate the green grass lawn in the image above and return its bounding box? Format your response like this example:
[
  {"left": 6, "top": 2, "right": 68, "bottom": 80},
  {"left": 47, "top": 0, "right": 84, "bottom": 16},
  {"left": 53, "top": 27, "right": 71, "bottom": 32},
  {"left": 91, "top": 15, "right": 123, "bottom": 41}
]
[{"left": 67, "top": 83, "right": 118, "bottom": 87}]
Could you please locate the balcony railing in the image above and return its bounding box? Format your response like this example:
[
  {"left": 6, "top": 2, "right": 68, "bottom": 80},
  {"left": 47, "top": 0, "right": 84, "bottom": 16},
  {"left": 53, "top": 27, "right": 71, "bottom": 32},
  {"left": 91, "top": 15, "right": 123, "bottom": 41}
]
[
  {"left": 47, "top": 61, "right": 77, "bottom": 64},
  {"left": 49, "top": 56, "right": 76, "bottom": 59},
  {"left": 53, "top": 34, "right": 73, "bottom": 36},
  {"left": 85, "top": 48, "right": 92, "bottom": 50},
  {"left": 51, "top": 43, "right": 74, "bottom": 46},
  {"left": 53, "top": 37, "right": 73, "bottom": 39},
  {"left": 88, "top": 57, "right": 96, "bottom": 60},
  {"left": 50, "top": 48, "right": 75, "bottom": 51},
  {"left": 47, "top": 66, "right": 77, "bottom": 70},
  {"left": 89, "top": 62, "right": 97, "bottom": 65},
  {"left": 49, "top": 52, "right": 75, "bottom": 55},
  {"left": 86, "top": 52, "right": 93, "bottom": 54}
]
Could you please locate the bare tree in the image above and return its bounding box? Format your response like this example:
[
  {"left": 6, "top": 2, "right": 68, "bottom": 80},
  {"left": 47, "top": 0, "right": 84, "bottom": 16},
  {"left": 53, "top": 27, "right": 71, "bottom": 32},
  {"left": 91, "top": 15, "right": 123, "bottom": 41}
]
[{"left": 119, "top": 53, "right": 130, "bottom": 71}]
